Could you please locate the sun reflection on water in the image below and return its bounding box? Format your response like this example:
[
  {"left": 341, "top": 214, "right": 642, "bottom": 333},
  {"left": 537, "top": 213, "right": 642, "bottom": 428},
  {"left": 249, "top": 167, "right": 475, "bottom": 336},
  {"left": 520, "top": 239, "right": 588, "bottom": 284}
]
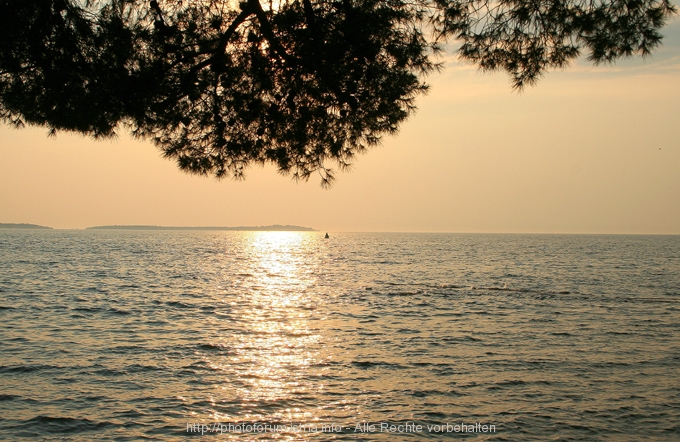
[{"left": 223, "top": 232, "right": 324, "bottom": 422}]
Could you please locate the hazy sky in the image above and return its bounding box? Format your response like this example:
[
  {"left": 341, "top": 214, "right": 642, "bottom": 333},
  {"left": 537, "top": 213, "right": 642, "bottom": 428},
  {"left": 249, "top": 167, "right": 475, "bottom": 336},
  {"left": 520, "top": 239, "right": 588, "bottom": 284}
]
[{"left": 1, "top": 20, "right": 679, "bottom": 233}]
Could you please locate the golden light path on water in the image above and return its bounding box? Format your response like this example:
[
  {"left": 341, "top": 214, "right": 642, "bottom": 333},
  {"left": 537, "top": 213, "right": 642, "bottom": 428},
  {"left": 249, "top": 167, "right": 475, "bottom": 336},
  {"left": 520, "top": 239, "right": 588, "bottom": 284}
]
[{"left": 211, "top": 232, "right": 325, "bottom": 428}]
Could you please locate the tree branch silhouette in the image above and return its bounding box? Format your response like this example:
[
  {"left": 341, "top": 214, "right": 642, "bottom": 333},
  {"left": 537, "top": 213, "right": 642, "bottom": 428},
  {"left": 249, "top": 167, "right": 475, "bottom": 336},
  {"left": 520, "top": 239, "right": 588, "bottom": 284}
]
[{"left": 0, "top": 0, "right": 675, "bottom": 185}]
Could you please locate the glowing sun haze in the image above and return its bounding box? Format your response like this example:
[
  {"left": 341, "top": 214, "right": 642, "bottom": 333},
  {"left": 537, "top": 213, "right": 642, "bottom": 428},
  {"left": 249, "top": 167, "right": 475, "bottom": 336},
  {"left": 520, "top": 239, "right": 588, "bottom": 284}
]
[{"left": 1, "top": 20, "right": 679, "bottom": 233}]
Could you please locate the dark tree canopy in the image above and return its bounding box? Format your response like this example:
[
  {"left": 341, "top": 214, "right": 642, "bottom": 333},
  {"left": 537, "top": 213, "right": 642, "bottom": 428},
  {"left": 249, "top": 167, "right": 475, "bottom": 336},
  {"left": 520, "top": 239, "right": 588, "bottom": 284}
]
[{"left": 0, "top": 0, "right": 675, "bottom": 185}]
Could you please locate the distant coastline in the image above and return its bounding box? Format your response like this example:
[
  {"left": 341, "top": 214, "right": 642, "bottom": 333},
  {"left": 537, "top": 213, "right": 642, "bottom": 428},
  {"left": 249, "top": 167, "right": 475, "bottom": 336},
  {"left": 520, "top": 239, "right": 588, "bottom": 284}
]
[
  {"left": 0, "top": 223, "right": 52, "bottom": 229},
  {"left": 85, "top": 225, "right": 316, "bottom": 231}
]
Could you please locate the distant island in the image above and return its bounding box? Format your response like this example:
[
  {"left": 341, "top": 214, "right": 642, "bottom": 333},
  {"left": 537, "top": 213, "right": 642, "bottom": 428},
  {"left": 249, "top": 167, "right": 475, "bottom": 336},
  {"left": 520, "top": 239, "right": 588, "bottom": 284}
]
[
  {"left": 0, "top": 223, "right": 52, "bottom": 229},
  {"left": 86, "top": 224, "right": 316, "bottom": 231}
]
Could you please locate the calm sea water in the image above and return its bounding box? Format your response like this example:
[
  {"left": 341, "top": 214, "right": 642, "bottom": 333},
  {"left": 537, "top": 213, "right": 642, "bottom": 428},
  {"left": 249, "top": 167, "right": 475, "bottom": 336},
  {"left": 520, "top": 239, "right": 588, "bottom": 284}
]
[{"left": 0, "top": 230, "right": 678, "bottom": 440}]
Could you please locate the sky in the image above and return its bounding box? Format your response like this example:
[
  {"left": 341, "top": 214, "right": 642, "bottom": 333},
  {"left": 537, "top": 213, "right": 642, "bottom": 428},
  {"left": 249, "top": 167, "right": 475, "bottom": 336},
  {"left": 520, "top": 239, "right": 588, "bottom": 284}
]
[{"left": 1, "top": 20, "right": 679, "bottom": 233}]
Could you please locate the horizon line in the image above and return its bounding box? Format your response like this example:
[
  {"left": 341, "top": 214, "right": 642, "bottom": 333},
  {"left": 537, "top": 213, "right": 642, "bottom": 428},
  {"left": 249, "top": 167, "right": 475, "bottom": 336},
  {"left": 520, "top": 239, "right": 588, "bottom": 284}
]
[{"left": 1, "top": 223, "right": 678, "bottom": 235}]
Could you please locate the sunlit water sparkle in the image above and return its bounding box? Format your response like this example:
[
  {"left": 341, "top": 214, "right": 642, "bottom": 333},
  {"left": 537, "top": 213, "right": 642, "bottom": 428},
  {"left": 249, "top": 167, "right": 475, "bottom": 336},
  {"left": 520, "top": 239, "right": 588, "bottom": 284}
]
[{"left": 0, "top": 231, "right": 679, "bottom": 440}]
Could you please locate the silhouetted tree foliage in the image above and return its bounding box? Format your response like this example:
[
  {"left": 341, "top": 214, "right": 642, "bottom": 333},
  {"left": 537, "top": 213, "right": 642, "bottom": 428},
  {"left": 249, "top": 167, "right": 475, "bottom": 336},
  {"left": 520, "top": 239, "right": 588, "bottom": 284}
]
[{"left": 0, "top": 0, "right": 675, "bottom": 185}]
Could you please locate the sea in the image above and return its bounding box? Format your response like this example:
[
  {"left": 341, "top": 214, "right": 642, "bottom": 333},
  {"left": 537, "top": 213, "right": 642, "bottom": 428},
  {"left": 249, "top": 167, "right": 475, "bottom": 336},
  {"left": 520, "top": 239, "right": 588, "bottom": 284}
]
[{"left": 0, "top": 230, "right": 678, "bottom": 441}]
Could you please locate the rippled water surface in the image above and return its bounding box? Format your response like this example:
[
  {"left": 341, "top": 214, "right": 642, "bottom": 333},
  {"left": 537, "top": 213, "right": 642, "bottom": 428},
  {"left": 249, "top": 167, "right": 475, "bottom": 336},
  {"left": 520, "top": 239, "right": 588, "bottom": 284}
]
[{"left": 1, "top": 231, "right": 679, "bottom": 440}]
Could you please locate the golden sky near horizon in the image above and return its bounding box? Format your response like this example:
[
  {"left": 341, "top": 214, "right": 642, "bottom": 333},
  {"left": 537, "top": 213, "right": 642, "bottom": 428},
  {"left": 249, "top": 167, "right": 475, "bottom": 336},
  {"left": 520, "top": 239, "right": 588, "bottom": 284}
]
[{"left": 1, "top": 20, "right": 679, "bottom": 233}]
